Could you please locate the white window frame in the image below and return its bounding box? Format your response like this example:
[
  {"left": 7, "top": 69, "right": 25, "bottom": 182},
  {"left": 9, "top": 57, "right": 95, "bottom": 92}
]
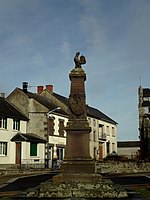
[
  {"left": 0, "top": 142, "right": 7, "bottom": 156},
  {"left": 13, "top": 119, "right": 20, "bottom": 131},
  {"left": 0, "top": 117, "right": 7, "bottom": 129}
]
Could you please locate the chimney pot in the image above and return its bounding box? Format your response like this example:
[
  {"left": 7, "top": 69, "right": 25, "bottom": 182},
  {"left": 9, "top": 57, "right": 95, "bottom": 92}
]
[
  {"left": 46, "top": 85, "right": 53, "bottom": 93},
  {"left": 0, "top": 93, "right": 5, "bottom": 98},
  {"left": 22, "top": 82, "right": 28, "bottom": 92},
  {"left": 37, "top": 86, "right": 44, "bottom": 94}
]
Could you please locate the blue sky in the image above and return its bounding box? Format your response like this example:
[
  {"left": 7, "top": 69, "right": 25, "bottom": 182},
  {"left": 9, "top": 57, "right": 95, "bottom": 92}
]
[{"left": 0, "top": 0, "right": 150, "bottom": 141}]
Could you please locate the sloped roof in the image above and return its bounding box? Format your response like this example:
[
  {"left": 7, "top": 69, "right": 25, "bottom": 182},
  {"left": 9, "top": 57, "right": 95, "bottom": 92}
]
[
  {"left": 117, "top": 141, "right": 140, "bottom": 148},
  {"left": 19, "top": 88, "right": 117, "bottom": 125},
  {"left": 143, "top": 88, "right": 150, "bottom": 97},
  {"left": 52, "top": 92, "right": 117, "bottom": 124},
  {"left": 53, "top": 92, "right": 69, "bottom": 106},
  {"left": 87, "top": 106, "right": 117, "bottom": 124},
  {"left": 0, "top": 97, "right": 28, "bottom": 120},
  {"left": 11, "top": 133, "right": 46, "bottom": 143},
  {"left": 18, "top": 88, "right": 67, "bottom": 116}
]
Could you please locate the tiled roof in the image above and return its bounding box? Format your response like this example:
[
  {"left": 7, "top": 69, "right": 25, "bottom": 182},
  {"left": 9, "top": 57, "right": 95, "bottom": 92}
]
[
  {"left": 0, "top": 97, "right": 28, "bottom": 120},
  {"left": 143, "top": 88, "right": 150, "bottom": 97},
  {"left": 20, "top": 89, "right": 117, "bottom": 125}
]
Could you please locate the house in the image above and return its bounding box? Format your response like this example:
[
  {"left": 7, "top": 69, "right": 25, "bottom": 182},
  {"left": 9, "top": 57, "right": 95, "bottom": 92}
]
[
  {"left": 117, "top": 141, "right": 140, "bottom": 159},
  {"left": 87, "top": 107, "right": 117, "bottom": 160},
  {"left": 138, "top": 85, "right": 150, "bottom": 160},
  {"left": 7, "top": 83, "right": 68, "bottom": 168},
  {"left": 39, "top": 84, "right": 118, "bottom": 160},
  {"left": 37, "top": 84, "right": 118, "bottom": 160},
  {"left": 7, "top": 82, "right": 118, "bottom": 166},
  {"left": 0, "top": 93, "right": 46, "bottom": 169}
]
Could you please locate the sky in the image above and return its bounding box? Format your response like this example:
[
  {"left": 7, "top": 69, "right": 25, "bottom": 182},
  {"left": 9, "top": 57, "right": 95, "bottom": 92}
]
[{"left": 0, "top": 0, "right": 150, "bottom": 141}]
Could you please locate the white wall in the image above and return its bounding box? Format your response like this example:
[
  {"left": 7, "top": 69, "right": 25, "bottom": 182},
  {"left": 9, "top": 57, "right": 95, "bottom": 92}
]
[
  {"left": 0, "top": 118, "right": 27, "bottom": 165},
  {"left": 88, "top": 117, "right": 117, "bottom": 159},
  {"left": 118, "top": 147, "right": 140, "bottom": 159}
]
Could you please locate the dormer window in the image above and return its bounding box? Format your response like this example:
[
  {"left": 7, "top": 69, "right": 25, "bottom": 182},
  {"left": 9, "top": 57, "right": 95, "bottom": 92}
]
[
  {"left": 0, "top": 117, "right": 7, "bottom": 129},
  {"left": 13, "top": 119, "right": 20, "bottom": 131}
]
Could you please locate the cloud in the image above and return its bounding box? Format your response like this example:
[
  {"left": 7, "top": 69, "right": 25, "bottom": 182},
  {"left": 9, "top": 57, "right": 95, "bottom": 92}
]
[
  {"left": 61, "top": 38, "right": 71, "bottom": 61},
  {"left": 0, "top": 0, "right": 149, "bottom": 140},
  {"left": 79, "top": 1, "right": 107, "bottom": 56}
]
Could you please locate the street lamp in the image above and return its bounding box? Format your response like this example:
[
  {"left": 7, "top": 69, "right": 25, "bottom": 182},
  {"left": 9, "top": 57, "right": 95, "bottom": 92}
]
[{"left": 47, "top": 107, "right": 61, "bottom": 118}]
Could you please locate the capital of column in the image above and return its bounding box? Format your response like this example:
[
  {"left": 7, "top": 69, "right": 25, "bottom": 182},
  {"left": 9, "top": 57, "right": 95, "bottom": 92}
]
[{"left": 69, "top": 68, "right": 86, "bottom": 81}]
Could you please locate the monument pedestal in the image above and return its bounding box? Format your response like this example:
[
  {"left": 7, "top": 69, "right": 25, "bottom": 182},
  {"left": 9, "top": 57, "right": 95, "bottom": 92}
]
[
  {"left": 61, "top": 159, "right": 95, "bottom": 175},
  {"left": 27, "top": 178, "right": 128, "bottom": 199},
  {"left": 26, "top": 53, "right": 128, "bottom": 199}
]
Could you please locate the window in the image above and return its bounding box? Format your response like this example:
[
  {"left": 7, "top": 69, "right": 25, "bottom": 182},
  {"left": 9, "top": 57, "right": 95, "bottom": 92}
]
[
  {"left": 106, "top": 126, "right": 110, "bottom": 135},
  {"left": 107, "top": 142, "right": 110, "bottom": 154},
  {"left": 99, "top": 124, "right": 104, "bottom": 138},
  {"left": 93, "top": 119, "right": 96, "bottom": 126},
  {"left": 0, "top": 117, "right": 7, "bottom": 129},
  {"left": 30, "top": 143, "right": 37, "bottom": 156},
  {"left": 0, "top": 142, "right": 7, "bottom": 156},
  {"left": 112, "top": 143, "right": 115, "bottom": 152},
  {"left": 48, "top": 118, "right": 54, "bottom": 135},
  {"left": 13, "top": 119, "right": 20, "bottom": 131},
  {"left": 59, "top": 119, "right": 64, "bottom": 136},
  {"left": 93, "top": 130, "right": 96, "bottom": 142},
  {"left": 88, "top": 118, "right": 91, "bottom": 125},
  {"left": 112, "top": 127, "right": 115, "bottom": 137},
  {"left": 57, "top": 147, "right": 64, "bottom": 160}
]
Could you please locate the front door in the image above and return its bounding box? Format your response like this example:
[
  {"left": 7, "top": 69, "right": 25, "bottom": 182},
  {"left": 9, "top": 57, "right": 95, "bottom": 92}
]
[
  {"left": 99, "top": 143, "right": 103, "bottom": 160},
  {"left": 16, "top": 142, "right": 21, "bottom": 165}
]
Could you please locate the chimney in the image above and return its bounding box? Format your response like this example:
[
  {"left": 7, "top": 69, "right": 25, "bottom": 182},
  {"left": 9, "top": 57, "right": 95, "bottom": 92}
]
[
  {"left": 46, "top": 85, "right": 53, "bottom": 93},
  {"left": 22, "top": 82, "right": 28, "bottom": 92},
  {"left": 0, "top": 93, "right": 5, "bottom": 98},
  {"left": 37, "top": 86, "right": 44, "bottom": 94}
]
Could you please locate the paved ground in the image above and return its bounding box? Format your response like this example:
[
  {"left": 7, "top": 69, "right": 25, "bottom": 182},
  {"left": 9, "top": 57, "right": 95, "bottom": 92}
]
[
  {"left": 109, "top": 173, "right": 150, "bottom": 200},
  {"left": 0, "top": 172, "right": 149, "bottom": 199},
  {"left": 0, "top": 171, "right": 58, "bottom": 198},
  {"left": 0, "top": 171, "right": 51, "bottom": 187}
]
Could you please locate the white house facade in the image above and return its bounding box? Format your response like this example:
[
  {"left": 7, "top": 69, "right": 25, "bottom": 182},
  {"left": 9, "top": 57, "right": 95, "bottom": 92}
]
[
  {"left": 0, "top": 118, "right": 27, "bottom": 165},
  {"left": 0, "top": 95, "right": 46, "bottom": 169},
  {"left": 88, "top": 114, "right": 117, "bottom": 160}
]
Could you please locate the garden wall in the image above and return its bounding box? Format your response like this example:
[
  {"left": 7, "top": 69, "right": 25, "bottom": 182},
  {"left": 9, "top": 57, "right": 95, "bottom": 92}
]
[{"left": 96, "top": 161, "right": 150, "bottom": 174}]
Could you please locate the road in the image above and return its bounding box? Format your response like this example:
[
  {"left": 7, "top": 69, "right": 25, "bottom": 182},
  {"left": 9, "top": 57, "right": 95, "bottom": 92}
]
[
  {"left": 0, "top": 172, "right": 58, "bottom": 196},
  {"left": 110, "top": 175, "right": 150, "bottom": 186},
  {"left": 110, "top": 174, "right": 150, "bottom": 200}
]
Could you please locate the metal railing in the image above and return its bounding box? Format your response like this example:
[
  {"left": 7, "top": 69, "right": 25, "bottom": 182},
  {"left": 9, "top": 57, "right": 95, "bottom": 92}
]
[
  {"left": 98, "top": 132, "right": 107, "bottom": 140},
  {"left": 21, "top": 159, "right": 45, "bottom": 169}
]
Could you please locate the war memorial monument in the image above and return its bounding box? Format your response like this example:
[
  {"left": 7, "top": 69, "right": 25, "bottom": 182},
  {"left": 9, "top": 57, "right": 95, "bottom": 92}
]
[{"left": 27, "top": 53, "right": 128, "bottom": 199}]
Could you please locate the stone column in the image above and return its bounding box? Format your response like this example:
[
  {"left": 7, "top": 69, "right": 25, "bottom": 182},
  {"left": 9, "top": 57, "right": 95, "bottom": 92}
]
[{"left": 60, "top": 53, "right": 96, "bottom": 181}]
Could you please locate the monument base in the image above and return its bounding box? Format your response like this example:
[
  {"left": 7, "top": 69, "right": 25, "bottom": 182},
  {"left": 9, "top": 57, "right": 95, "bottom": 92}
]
[
  {"left": 61, "top": 159, "right": 95, "bottom": 175},
  {"left": 26, "top": 178, "right": 128, "bottom": 199},
  {"left": 53, "top": 173, "right": 102, "bottom": 184}
]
